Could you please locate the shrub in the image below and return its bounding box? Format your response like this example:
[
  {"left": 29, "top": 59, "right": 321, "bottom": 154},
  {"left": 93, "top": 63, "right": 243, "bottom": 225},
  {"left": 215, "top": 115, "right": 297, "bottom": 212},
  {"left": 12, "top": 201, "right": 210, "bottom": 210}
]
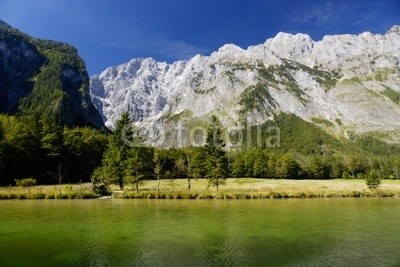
[
  {"left": 92, "top": 183, "right": 111, "bottom": 196},
  {"left": 366, "top": 170, "right": 381, "bottom": 189},
  {"left": 15, "top": 178, "right": 37, "bottom": 187}
]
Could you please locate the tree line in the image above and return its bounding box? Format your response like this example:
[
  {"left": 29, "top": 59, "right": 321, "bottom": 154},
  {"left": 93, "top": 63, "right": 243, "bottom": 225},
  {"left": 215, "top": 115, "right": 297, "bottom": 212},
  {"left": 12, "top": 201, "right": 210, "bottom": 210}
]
[
  {"left": 90, "top": 113, "right": 400, "bottom": 195},
  {"left": 1, "top": 113, "right": 400, "bottom": 193}
]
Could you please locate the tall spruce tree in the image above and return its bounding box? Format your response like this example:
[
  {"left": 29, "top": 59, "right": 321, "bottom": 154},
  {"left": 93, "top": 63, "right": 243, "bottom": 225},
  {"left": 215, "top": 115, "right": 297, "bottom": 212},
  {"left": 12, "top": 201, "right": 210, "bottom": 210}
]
[
  {"left": 92, "top": 112, "right": 131, "bottom": 191},
  {"left": 205, "top": 116, "right": 228, "bottom": 191}
]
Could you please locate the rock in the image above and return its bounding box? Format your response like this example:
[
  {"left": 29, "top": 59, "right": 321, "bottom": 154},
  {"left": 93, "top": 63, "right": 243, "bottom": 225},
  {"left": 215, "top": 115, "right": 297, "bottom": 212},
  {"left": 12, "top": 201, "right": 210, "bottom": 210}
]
[{"left": 90, "top": 25, "right": 400, "bottom": 146}]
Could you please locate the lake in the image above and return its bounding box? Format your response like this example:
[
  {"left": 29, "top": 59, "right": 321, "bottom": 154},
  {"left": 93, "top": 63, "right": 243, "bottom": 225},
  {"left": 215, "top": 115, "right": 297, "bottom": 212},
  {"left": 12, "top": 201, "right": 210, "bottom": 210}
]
[{"left": 0, "top": 199, "right": 399, "bottom": 266}]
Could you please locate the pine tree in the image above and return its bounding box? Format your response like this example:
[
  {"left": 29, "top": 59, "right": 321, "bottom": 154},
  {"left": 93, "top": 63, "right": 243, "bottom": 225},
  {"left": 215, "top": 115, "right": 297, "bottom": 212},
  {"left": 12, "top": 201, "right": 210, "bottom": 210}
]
[
  {"left": 125, "top": 147, "right": 153, "bottom": 193},
  {"left": 91, "top": 112, "right": 132, "bottom": 191},
  {"left": 366, "top": 169, "right": 381, "bottom": 189},
  {"left": 205, "top": 116, "right": 228, "bottom": 191},
  {"left": 91, "top": 166, "right": 112, "bottom": 196}
]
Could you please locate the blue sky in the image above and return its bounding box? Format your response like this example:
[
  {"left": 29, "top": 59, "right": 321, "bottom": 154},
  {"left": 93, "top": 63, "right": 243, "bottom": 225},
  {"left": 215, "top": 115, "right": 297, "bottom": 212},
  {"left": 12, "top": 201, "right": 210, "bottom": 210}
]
[{"left": 0, "top": 0, "right": 399, "bottom": 75}]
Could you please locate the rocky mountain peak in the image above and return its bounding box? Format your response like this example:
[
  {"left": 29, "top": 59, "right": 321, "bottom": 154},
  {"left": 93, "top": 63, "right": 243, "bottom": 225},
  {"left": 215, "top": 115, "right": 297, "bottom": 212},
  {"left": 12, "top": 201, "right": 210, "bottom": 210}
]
[
  {"left": 90, "top": 25, "right": 400, "bottom": 146},
  {"left": 387, "top": 25, "right": 400, "bottom": 35}
]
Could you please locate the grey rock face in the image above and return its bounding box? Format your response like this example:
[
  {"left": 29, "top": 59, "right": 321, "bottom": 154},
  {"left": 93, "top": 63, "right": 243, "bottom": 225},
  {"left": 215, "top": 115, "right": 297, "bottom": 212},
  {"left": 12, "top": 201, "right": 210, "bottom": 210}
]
[{"left": 91, "top": 26, "right": 400, "bottom": 146}]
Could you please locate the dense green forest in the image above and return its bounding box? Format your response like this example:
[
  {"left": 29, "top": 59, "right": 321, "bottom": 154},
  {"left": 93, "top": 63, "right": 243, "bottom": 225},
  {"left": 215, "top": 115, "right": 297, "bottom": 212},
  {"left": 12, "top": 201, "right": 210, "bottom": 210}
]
[{"left": 0, "top": 115, "right": 107, "bottom": 185}]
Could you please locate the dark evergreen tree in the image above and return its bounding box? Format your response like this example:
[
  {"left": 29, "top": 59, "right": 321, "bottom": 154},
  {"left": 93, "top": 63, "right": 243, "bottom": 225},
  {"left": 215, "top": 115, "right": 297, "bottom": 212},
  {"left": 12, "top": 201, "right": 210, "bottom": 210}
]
[
  {"left": 366, "top": 169, "right": 381, "bottom": 189},
  {"left": 205, "top": 116, "right": 228, "bottom": 191},
  {"left": 92, "top": 112, "right": 131, "bottom": 190}
]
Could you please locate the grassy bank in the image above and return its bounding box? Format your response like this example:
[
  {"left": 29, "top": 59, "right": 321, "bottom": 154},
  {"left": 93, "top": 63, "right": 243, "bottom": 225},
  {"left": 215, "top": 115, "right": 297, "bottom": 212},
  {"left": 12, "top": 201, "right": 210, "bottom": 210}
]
[
  {"left": 119, "top": 179, "right": 400, "bottom": 199},
  {"left": 2, "top": 179, "right": 400, "bottom": 200},
  {"left": 0, "top": 183, "right": 97, "bottom": 199}
]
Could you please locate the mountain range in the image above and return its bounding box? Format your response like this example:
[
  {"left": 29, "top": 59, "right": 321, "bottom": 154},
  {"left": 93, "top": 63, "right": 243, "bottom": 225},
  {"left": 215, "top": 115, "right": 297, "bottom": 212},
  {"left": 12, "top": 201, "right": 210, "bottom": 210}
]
[{"left": 90, "top": 25, "right": 400, "bottom": 148}]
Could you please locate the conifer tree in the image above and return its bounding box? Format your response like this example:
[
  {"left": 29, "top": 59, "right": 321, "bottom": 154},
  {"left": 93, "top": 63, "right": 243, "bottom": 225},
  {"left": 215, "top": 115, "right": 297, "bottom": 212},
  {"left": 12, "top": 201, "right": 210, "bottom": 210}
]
[
  {"left": 205, "top": 116, "right": 228, "bottom": 191},
  {"left": 92, "top": 112, "right": 131, "bottom": 191},
  {"left": 125, "top": 147, "right": 153, "bottom": 193}
]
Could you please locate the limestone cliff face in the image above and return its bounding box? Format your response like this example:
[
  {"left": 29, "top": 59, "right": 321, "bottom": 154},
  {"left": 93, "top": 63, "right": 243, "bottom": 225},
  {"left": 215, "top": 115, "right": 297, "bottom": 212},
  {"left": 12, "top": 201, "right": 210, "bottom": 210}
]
[
  {"left": 91, "top": 26, "right": 400, "bottom": 145},
  {"left": 0, "top": 20, "right": 105, "bottom": 130},
  {"left": 0, "top": 22, "right": 45, "bottom": 113}
]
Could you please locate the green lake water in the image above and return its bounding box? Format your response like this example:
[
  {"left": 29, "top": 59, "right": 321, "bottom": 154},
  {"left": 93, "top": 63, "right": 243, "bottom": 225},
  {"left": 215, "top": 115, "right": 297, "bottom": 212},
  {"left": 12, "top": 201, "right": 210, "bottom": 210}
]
[{"left": 0, "top": 199, "right": 399, "bottom": 267}]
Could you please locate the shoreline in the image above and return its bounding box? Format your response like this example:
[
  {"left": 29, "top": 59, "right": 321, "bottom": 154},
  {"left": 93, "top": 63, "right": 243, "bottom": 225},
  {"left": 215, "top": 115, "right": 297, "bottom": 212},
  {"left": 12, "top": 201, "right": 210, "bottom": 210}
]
[
  {"left": 0, "top": 190, "right": 399, "bottom": 200},
  {"left": 1, "top": 179, "right": 400, "bottom": 199},
  {"left": 117, "top": 190, "right": 400, "bottom": 199}
]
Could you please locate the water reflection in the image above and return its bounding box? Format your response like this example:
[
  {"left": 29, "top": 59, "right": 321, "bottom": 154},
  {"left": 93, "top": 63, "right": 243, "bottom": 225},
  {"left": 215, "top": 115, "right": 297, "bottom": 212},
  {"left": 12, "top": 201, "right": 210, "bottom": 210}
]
[{"left": 0, "top": 199, "right": 400, "bottom": 266}]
